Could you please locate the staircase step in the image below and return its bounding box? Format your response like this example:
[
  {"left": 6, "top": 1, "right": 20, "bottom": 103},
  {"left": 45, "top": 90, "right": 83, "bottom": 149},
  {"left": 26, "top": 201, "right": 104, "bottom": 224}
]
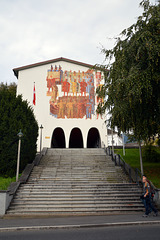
[
  {"left": 7, "top": 207, "right": 144, "bottom": 214},
  {"left": 6, "top": 148, "right": 144, "bottom": 216}
]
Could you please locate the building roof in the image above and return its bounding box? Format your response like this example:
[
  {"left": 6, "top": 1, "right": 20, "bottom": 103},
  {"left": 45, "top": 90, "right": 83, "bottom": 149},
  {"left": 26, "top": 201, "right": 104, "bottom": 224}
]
[{"left": 13, "top": 57, "right": 94, "bottom": 78}]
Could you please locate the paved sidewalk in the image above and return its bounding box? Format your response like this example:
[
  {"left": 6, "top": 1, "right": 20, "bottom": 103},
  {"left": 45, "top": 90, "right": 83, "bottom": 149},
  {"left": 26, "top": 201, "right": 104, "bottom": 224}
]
[{"left": 0, "top": 213, "right": 160, "bottom": 232}]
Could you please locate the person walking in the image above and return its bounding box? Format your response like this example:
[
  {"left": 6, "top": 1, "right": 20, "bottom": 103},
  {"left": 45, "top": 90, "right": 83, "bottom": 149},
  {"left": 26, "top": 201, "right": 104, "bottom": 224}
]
[{"left": 142, "top": 175, "right": 158, "bottom": 217}]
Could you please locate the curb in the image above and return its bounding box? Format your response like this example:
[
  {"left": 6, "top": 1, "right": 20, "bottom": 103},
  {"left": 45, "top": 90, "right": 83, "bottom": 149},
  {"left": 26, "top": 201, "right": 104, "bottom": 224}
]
[{"left": 0, "top": 221, "right": 160, "bottom": 232}]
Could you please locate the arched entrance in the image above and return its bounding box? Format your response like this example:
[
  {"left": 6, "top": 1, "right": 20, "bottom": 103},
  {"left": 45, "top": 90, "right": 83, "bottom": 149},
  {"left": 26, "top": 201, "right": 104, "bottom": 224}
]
[
  {"left": 87, "top": 128, "right": 101, "bottom": 148},
  {"left": 51, "top": 127, "right": 66, "bottom": 148},
  {"left": 69, "top": 128, "right": 83, "bottom": 148}
]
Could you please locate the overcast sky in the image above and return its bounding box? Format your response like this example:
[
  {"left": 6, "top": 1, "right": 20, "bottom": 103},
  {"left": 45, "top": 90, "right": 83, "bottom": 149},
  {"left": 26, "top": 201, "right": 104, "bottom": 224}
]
[{"left": 0, "top": 0, "right": 155, "bottom": 84}]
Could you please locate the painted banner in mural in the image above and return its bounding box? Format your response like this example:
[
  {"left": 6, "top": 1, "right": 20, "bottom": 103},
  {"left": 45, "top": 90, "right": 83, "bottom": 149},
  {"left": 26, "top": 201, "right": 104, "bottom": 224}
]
[{"left": 46, "top": 65, "right": 102, "bottom": 119}]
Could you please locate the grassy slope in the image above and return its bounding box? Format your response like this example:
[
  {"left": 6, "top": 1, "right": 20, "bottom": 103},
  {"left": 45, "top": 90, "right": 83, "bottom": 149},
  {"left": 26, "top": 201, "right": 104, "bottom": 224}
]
[{"left": 114, "top": 148, "right": 160, "bottom": 188}]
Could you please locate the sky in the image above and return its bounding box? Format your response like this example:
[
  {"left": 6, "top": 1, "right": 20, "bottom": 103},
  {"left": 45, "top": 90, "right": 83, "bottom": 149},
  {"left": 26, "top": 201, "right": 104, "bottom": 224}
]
[{"left": 0, "top": 0, "right": 155, "bottom": 84}]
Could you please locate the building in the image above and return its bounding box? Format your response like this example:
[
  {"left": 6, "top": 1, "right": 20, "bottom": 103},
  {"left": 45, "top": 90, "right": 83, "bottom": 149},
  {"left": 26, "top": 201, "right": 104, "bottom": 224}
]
[
  {"left": 14, "top": 57, "right": 107, "bottom": 151},
  {"left": 107, "top": 129, "right": 123, "bottom": 146}
]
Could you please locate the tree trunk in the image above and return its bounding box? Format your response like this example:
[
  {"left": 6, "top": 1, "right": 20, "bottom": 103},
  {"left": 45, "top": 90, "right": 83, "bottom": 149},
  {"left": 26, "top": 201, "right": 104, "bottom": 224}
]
[{"left": 138, "top": 141, "right": 144, "bottom": 176}]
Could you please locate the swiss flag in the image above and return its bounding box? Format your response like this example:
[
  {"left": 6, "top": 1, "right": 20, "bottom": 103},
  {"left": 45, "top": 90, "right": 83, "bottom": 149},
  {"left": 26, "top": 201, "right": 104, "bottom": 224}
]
[{"left": 33, "top": 83, "right": 36, "bottom": 105}]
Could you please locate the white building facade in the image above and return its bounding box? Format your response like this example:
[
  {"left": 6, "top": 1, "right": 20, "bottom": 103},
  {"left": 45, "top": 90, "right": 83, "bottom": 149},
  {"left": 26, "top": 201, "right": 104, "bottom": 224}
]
[
  {"left": 14, "top": 57, "right": 107, "bottom": 151},
  {"left": 107, "top": 129, "right": 123, "bottom": 146}
]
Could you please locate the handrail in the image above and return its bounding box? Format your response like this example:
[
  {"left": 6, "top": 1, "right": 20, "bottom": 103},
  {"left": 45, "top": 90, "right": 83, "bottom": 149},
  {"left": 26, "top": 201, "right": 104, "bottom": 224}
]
[
  {"left": 103, "top": 146, "right": 158, "bottom": 189},
  {"left": 102, "top": 145, "right": 142, "bottom": 185},
  {"left": 102, "top": 144, "right": 159, "bottom": 207}
]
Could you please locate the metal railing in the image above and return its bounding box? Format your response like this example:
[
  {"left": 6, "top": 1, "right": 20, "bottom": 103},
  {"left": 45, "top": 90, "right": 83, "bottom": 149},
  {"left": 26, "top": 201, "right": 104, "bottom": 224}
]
[
  {"left": 102, "top": 144, "right": 143, "bottom": 185},
  {"left": 101, "top": 144, "right": 160, "bottom": 208}
]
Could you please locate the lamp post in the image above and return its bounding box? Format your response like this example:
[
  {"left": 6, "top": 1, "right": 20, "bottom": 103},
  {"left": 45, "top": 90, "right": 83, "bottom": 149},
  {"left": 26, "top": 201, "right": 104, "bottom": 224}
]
[
  {"left": 111, "top": 128, "right": 114, "bottom": 154},
  {"left": 16, "top": 129, "right": 23, "bottom": 182},
  {"left": 40, "top": 124, "right": 43, "bottom": 153},
  {"left": 122, "top": 133, "right": 125, "bottom": 156}
]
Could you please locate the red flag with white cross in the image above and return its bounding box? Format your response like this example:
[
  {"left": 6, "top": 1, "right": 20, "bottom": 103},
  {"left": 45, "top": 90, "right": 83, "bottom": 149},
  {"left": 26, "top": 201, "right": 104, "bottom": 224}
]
[{"left": 33, "top": 82, "right": 36, "bottom": 105}]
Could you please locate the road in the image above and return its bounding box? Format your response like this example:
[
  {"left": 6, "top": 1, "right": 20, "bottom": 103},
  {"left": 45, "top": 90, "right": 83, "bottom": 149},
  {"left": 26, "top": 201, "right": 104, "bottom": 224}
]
[{"left": 0, "top": 225, "right": 160, "bottom": 240}]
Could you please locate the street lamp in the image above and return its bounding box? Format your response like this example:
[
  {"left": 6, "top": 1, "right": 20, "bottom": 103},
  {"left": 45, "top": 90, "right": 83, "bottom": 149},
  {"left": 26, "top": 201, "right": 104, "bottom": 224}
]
[
  {"left": 16, "top": 129, "right": 23, "bottom": 182},
  {"left": 40, "top": 124, "right": 43, "bottom": 153},
  {"left": 111, "top": 128, "right": 114, "bottom": 154},
  {"left": 122, "top": 133, "right": 125, "bottom": 156}
]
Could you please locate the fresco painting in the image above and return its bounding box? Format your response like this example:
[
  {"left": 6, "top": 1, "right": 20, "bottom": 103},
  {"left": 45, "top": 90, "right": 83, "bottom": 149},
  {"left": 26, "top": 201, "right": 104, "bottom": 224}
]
[{"left": 46, "top": 65, "right": 102, "bottom": 119}]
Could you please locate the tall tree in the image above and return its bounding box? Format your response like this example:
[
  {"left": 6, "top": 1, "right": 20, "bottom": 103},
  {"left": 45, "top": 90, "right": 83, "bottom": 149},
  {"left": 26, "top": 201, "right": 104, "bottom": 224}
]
[
  {"left": 96, "top": 0, "right": 160, "bottom": 174},
  {"left": 0, "top": 83, "right": 38, "bottom": 177}
]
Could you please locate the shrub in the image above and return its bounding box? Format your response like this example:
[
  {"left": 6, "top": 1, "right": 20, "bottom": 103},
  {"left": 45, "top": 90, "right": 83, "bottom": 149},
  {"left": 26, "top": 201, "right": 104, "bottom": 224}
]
[{"left": 142, "top": 144, "right": 160, "bottom": 163}]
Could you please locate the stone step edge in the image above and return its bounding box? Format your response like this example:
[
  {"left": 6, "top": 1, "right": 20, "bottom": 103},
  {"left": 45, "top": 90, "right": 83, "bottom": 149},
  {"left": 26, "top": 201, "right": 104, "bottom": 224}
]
[
  {"left": 15, "top": 194, "right": 142, "bottom": 198},
  {"left": 21, "top": 184, "right": 139, "bottom": 188},
  {"left": 10, "top": 201, "right": 142, "bottom": 209},
  {"left": 17, "top": 184, "right": 140, "bottom": 188},
  {"left": 13, "top": 197, "right": 142, "bottom": 200},
  {"left": 15, "top": 190, "right": 142, "bottom": 194},
  {"left": 7, "top": 207, "right": 144, "bottom": 213}
]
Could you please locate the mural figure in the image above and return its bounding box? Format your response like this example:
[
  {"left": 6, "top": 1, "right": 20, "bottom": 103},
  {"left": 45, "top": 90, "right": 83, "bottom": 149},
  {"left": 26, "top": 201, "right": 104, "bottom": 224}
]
[
  {"left": 71, "top": 79, "right": 78, "bottom": 96},
  {"left": 46, "top": 65, "right": 62, "bottom": 94},
  {"left": 77, "top": 98, "right": 83, "bottom": 118},
  {"left": 96, "top": 72, "right": 101, "bottom": 86},
  {"left": 57, "top": 99, "right": 65, "bottom": 118},
  {"left": 66, "top": 97, "right": 74, "bottom": 118},
  {"left": 46, "top": 65, "right": 102, "bottom": 119},
  {"left": 79, "top": 79, "right": 87, "bottom": 96},
  {"left": 86, "top": 102, "right": 92, "bottom": 119},
  {"left": 62, "top": 79, "right": 70, "bottom": 96},
  {"left": 50, "top": 84, "right": 58, "bottom": 102}
]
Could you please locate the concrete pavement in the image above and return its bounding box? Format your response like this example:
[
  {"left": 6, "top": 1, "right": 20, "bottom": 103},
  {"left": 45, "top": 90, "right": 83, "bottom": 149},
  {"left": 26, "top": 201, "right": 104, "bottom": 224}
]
[{"left": 0, "top": 212, "right": 160, "bottom": 232}]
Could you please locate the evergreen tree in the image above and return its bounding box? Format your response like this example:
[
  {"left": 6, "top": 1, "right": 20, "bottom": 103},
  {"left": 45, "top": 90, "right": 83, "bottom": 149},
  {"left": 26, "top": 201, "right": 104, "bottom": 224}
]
[{"left": 0, "top": 83, "right": 38, "bottom": 177}]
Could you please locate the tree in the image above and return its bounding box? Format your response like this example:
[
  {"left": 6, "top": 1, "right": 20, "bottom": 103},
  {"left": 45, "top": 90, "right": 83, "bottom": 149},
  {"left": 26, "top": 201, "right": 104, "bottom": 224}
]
[
  {"left": 0, "top": 83, "right": 38, "bottom": 177},
  {"left": 96, "top": 0, "right": 160, "bottom": 174}
]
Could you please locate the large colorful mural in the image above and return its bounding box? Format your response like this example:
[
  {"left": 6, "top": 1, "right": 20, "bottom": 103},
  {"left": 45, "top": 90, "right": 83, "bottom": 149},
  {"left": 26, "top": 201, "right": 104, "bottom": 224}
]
[{"left": 46, "top": 65, "right": 102, "bottom": 119}]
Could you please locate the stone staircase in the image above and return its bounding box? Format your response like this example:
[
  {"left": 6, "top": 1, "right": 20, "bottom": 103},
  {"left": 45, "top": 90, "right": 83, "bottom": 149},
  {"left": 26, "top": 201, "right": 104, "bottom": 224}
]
[{"left": 6, "top": 148, "right": 144, "bottom": 216}]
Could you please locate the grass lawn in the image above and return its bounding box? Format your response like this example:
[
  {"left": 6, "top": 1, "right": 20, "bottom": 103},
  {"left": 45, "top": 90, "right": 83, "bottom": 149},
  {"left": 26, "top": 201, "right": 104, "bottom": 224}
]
[
  {"left": 114, "top": 148, "right": 160, "bottom": 189},
  {"left": 0, "top": 176, "right": 16, "bottom": 190}
]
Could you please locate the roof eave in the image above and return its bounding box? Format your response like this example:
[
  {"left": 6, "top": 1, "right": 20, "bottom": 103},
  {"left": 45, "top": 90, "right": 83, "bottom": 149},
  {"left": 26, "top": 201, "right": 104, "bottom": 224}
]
[{"left": 13, "top": 57, "right": 94, "bottom": 79}]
